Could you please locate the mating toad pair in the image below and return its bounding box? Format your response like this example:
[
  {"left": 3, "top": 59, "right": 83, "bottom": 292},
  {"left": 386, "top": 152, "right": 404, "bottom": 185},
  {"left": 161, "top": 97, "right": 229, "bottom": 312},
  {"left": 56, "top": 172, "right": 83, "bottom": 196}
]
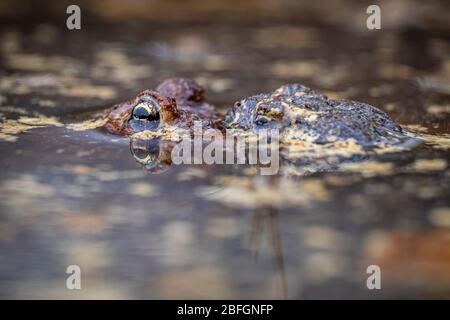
[{"left": 104, "top": 77, "right": 418, "bottom": 149}]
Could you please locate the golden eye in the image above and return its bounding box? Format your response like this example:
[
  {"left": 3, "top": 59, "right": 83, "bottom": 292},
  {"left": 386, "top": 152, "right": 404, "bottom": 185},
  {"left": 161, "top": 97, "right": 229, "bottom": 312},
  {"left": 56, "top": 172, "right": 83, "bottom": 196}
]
[
  {"left": 132, "top": 102, "right": 159, "bottom": 121},
  {"left": 129, "top": 99, "right": 160, "bottom": 132},
  {"left": 254, "top": 115, "right": 270, "bottom": 126}
]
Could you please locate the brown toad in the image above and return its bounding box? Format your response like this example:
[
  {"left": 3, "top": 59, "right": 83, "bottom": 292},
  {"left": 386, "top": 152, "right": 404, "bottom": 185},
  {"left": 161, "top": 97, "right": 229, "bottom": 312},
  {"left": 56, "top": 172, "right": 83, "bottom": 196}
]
[{"left": 103, "top": 78, "right": 222, "bottom": 137}]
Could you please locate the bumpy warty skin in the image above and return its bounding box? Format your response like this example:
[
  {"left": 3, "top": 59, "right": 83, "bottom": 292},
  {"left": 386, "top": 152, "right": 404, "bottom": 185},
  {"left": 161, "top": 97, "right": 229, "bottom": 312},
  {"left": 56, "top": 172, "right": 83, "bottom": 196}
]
[{"left": 224, "top": 84, "right": 413, "bottom": 148}]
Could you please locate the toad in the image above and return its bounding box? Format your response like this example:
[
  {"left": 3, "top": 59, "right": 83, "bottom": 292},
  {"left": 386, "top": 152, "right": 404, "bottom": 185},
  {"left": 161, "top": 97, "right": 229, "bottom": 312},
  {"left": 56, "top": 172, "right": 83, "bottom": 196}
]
[
  {"left": 103, "top": 78, "right": 222, "bottom": 137},
  {"left": 224, "top": 84, "right": 421, "bottom": 149}
]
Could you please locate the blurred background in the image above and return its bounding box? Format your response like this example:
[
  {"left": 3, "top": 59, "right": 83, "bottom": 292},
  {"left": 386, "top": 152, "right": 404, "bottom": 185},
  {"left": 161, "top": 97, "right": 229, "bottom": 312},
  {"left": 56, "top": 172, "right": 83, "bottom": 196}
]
[{"left": 1, "top": 0, "right": 450, "bottom": 31}]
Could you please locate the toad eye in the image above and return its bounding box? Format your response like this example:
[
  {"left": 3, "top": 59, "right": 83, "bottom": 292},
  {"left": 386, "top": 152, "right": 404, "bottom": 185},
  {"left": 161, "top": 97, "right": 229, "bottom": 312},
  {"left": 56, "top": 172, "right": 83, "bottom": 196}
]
[
  {"left": 253, "top": 100, "right": 284, "bottom": 129},
  {"left": 129, "top": 99, "right": 160, "bottom": 132},
  {"left": 254, "top": 115, "right": 270, "bottom": 126},
  {"left": 132, "top": 101, "right": 160, "bottom": 121}
]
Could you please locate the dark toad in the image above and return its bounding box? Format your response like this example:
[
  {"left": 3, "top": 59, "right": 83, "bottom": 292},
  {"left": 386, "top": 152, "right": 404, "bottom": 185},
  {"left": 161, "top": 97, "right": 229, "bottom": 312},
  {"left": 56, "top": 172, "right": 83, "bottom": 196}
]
[
  {"left": 103, "top": 78, "right": 222, "bottom": 137},
  {"left": 224, "top": 84, "right": 420, "bottom": 149},
  {"left": 130, "top": 137, "right": 174, "bottom": 173}
]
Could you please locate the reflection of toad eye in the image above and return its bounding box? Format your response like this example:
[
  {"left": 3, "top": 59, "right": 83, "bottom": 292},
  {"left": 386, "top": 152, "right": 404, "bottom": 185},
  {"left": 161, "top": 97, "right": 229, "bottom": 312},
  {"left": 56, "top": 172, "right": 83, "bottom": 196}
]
[
  {"left": 130, "top": 138, "right": 160, "bottom": 165},
  {"left": 129, "top": 99, "right": 160, "bottom": 132}
]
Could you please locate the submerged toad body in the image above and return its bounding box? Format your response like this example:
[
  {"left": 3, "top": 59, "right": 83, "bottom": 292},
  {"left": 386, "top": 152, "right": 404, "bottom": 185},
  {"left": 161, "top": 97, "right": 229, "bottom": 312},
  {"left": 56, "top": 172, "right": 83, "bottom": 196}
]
[
  {"left": 225, "top": 84, "right": 419, "bottom": 149},
  {"left": 104, "top": 78, "right": 221, "bottom": 136}
]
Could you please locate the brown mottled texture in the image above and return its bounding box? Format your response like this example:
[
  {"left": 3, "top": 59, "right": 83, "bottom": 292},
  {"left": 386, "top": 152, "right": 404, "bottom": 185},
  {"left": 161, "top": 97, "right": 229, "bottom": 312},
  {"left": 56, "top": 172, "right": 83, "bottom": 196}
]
[
  {"left": 156, "top": 78, "right": 205, "bottom": 103},
  {"left": 103, "top": 78, "right": 221, "bottom": 136}
]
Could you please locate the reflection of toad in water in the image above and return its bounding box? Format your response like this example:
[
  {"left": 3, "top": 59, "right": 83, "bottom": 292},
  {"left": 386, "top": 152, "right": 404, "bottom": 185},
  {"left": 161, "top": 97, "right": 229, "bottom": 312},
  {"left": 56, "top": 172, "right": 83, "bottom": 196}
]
[{"left": 129, "top": 130, "right": 281, "bottom": 174}]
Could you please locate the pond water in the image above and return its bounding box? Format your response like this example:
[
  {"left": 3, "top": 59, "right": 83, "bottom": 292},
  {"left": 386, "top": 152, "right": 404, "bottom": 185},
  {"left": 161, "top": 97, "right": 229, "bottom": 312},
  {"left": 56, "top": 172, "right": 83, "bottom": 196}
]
[{"left": 0, "top": 18, "right": 449, "bottom": 299}]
